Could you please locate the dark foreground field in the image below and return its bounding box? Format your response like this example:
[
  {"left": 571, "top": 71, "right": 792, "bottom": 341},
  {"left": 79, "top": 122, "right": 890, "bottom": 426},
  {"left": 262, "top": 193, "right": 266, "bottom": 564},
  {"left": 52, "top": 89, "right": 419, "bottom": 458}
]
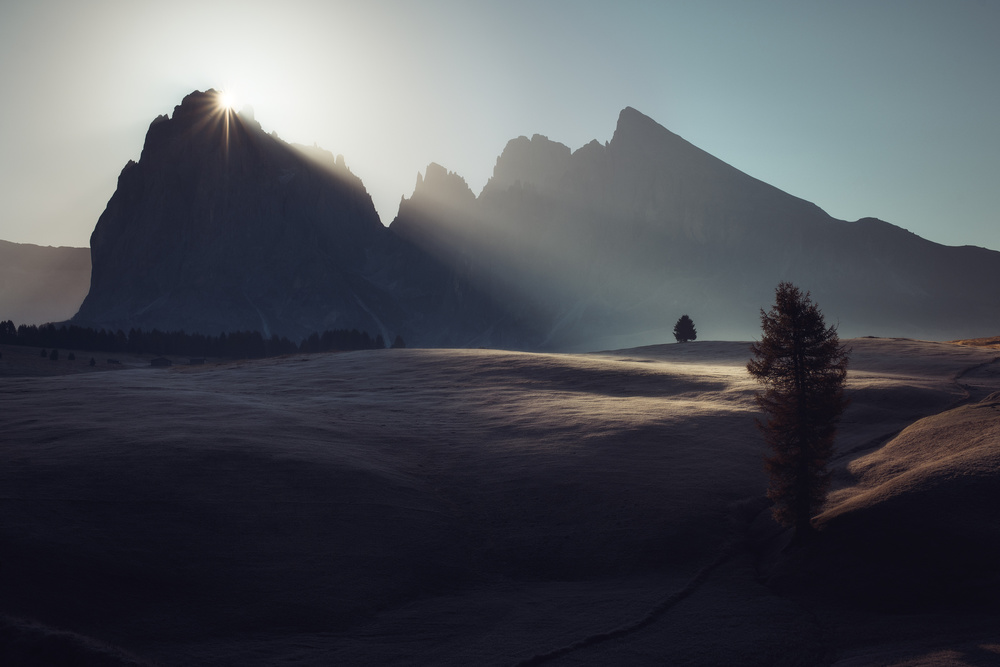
[{"left": 2, "top": 339, "right": 999, "bottom": 665}]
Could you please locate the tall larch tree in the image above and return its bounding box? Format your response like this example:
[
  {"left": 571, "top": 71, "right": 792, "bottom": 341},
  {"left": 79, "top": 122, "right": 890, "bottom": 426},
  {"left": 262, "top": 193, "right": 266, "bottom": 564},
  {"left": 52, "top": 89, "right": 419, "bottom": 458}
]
[{"left": 747, "top": 282, "right": 849, "bottom": 538}]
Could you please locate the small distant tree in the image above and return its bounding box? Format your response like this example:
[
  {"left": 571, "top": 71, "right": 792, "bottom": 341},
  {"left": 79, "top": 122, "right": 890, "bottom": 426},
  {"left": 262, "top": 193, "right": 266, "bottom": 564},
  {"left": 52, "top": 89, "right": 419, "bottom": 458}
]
[
  {"left": 391, "top": 335, "right": 406, "bottom": 349},
  {"left": 747, "top": 282, "right": 849, "bottom": 538},
  {"left": 49, "top": 349, "right": 59, "bottom": 361},
  {"left": 673, "top": 315, "right": 697, "bottom": 343},
  {"left": 41, "top": 348, "right": 47, "bottom": 357},
  {"left": 89, "top": 357, "right": 96, "bottom": 367},
  {"left": 68, "top": 352, "right": 76, "bottom": 361}
]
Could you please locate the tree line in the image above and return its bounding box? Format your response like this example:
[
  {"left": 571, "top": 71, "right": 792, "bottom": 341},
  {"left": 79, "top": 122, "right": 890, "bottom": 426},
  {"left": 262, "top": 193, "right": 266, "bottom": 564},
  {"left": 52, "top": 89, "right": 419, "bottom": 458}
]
[{"left": 0, "top": 320, "right": 405, "bottom": 359}]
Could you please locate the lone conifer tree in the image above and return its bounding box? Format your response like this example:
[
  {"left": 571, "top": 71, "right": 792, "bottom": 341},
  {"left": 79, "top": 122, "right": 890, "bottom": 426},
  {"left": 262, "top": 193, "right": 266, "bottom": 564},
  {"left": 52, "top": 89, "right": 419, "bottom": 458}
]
[
  {"left": 673, "top": 315, "right": 697, "bottom": 343},
  {"left": 747, "top": 282, "right": 849, "bottom": 537}
]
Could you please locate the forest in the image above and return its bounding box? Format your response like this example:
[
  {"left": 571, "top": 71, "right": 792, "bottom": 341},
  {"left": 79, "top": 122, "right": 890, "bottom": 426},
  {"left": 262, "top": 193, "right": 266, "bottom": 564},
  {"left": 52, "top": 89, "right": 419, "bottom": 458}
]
[{"left": 0, "top": 320, "right": 398, "bottom": 359}]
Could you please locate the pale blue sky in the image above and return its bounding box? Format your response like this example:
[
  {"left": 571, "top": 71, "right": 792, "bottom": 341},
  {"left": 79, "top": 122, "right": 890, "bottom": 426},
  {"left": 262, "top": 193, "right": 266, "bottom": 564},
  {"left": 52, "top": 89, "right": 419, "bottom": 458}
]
[{"left": 1, "top": 0, "right": 997, "bottom": 250}]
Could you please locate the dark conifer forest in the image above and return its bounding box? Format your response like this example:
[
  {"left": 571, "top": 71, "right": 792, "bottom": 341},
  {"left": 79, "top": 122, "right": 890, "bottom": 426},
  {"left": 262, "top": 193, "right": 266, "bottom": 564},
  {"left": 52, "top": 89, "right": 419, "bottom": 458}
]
[{"left": 0, "top": 319, "right": 389, "bottom": 359}]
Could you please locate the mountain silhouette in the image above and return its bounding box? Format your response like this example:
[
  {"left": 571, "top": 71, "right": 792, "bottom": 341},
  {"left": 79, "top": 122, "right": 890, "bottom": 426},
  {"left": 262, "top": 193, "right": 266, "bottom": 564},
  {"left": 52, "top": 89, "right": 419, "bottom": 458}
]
[
  {"left": 73, "top": 90, "right": 526, "bottom": 346},
  {"left": 71, "top": 95, "right": 1000, "bottom": 348},
  {"left": 393, "top": 107, "right": 1000, "bottom": 347}
]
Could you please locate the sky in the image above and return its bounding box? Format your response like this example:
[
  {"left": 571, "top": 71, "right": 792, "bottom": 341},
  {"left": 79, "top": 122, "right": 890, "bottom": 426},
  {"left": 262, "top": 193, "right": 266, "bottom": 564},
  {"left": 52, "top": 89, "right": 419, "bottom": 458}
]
[{"left": 1, "top": 0, "right": 998, "bottom": 251}]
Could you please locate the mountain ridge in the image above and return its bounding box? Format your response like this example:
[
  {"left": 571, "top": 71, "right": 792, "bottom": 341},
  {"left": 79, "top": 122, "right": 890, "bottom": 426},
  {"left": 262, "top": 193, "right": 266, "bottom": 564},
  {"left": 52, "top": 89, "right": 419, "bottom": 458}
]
[
  {"left": 393, "top": 106, "right": 1000, "bottom": 346},
  {"left": 6, "top": 93, "right": 997, "bottom": 346},
  {"left": 72, "top": 90, "right": 527, "bottom": 347}
]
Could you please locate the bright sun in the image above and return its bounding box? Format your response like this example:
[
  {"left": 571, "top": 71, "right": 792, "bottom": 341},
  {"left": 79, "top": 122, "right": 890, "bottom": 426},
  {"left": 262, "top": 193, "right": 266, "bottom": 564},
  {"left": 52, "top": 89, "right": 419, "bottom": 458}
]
[{"left": 219, "top": 90, "right": 237, "bottom": 111}]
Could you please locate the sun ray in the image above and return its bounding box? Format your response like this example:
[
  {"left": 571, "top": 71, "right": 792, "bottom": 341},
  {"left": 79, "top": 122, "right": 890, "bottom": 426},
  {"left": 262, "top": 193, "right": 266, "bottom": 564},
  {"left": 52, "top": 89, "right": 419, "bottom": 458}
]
[{"left": 218, "top": 90, "right": 238, "bottom": 112}]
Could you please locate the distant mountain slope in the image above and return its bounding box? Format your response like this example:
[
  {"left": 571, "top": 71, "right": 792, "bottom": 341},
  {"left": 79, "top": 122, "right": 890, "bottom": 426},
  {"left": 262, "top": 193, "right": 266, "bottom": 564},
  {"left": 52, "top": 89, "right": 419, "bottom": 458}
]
[
  {"left": 0, "top": 240, "right": 90, "bottom": 326},
  {"left": 392, "top": 107, "right": 1000, "bottom": 347}
]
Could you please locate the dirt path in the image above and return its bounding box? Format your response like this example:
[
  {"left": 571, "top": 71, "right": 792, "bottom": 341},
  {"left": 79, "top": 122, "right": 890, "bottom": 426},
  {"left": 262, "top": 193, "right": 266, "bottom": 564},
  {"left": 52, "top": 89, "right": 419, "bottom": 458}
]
[{"left": 514, "top": 541, "right": 745, "bottom": 665}]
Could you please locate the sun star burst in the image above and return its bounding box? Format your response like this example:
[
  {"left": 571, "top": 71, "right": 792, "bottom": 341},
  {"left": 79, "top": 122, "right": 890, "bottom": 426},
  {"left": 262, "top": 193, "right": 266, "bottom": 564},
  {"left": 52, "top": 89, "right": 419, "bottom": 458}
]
[{"left": 218, "top": 90, "right": 238, "bottom": 112}]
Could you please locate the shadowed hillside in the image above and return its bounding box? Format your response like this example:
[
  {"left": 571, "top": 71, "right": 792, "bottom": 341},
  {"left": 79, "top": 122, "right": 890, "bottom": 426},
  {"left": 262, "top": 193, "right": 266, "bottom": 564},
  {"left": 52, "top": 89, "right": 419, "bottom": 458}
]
[{"left": 766, "top": 389, "right": 1000, "bottom": 610}]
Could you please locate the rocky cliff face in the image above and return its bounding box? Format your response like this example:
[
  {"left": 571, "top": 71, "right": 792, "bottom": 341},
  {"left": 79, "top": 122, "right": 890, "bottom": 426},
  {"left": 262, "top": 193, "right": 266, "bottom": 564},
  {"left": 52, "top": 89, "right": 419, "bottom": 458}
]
[
  {"left": 77, "top": 90, "right": 385, "bottom": 340},
  {"left": 393, "top": 107, "right": 1000, "bottom": 347},
  {"left": 74, "top": 90, "right": 523, "bottom": 346}
]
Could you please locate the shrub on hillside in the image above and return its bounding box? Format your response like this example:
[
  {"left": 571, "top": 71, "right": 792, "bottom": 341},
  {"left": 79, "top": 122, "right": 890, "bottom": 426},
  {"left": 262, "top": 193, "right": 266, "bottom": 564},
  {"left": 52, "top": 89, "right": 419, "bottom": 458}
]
[{"left": 673, "top": 315, "right": 697, "bottom": 343}]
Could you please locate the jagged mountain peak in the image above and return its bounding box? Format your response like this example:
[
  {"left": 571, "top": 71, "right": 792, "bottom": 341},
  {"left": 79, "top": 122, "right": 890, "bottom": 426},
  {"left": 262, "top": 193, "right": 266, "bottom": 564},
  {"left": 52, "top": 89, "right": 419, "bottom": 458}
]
[
  {"left": 390, "top": 105, "right": 1000, "bottom": 345},
  {"left": 76, "top": 89, "right": 388, "bottom": 340},
  {"left": 607, "top": 106, "right": 688, "bottom": 156},
  {"left": 608, "top": 106, "right": 708, "bottom": 166},
  {"left": 389, "top": 162, "right": 477, "bottom": 249},
  {"left": 615, "top": 106, "right": 665, "bottom": 134},
  {"left": 481, "top": 133, "right": 573, "bottom": 196},
  {"left": 481, "top": 107, "right": 688, "bottom": 199},
  {"left": 414, "top": 162, "right": 476, "bottom": 203},
  {"left": 128, "top": 90, "right": 374, "bottom": 224},
  {"left": 144, "top": 90, "right": 261, "bottom": 145},
  {"left": 173, "top": 88, "right": 225, "bottom": 117}
]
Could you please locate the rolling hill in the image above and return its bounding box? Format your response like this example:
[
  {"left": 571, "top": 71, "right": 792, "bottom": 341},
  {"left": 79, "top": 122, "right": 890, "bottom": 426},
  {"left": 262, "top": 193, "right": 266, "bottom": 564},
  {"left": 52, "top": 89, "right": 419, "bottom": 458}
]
[{"left": 2, "top": 338, "right": 998, "bottom": 664}]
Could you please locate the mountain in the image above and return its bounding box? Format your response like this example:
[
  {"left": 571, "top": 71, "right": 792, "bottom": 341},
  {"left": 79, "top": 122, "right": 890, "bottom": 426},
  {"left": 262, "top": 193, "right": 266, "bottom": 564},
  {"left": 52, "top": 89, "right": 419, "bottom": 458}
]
[
  {"left": 73, "top": 90, "right": 525, "bottom": 346},
  {"left": 392, "top": 107, "right": 1000, "bottom": 347},
  {"left": 71, "top": 96, "right": 999, "bottom": 348},
  {"left": 0, "top": 240, "right": 90, "bottom": 326}
]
